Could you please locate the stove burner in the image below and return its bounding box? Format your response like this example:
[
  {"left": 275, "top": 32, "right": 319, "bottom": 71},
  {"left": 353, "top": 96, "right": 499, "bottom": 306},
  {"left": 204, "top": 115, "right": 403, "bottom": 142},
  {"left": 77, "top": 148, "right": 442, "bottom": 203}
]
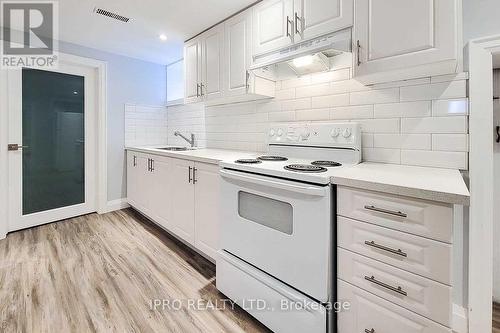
[
  {"left": 257, "top": 155, "right": 288, "bottom": 161},
  {"left": 235, "top": 159, "right": 262, "bottom": 164},
  {"left": 284, "top": 164, "right": 328, "bottom": 173},
  {"left": 311, "top": 160, "right": 342, "bottom": 167}
]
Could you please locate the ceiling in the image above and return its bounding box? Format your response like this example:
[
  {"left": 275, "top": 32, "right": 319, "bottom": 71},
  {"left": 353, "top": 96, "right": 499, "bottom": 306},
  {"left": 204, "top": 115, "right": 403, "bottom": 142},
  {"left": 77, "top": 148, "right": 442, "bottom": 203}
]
[{"left": 57, "top": 0, "right": 257, "bottom": 65}]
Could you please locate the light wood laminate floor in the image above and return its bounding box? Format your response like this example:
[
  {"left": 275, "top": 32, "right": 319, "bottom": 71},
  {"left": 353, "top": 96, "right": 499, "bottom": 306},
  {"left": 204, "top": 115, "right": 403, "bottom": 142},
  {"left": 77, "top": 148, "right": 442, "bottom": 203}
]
[
  {"left": 0, "top": 209, "right": 270, "bottom": 333},
  {"left": 494, "top": 302, "right": 500, "bottom": 333}
]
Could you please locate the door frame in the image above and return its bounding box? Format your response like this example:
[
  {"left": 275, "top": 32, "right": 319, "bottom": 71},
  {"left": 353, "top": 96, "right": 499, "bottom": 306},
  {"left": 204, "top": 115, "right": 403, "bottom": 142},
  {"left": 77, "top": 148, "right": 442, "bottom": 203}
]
[
  {"left": 465, "top": 34, "right": 500, "bottom": 333},
  {"left": 0, "top": 52, "right": 108, "bottom": 238}
]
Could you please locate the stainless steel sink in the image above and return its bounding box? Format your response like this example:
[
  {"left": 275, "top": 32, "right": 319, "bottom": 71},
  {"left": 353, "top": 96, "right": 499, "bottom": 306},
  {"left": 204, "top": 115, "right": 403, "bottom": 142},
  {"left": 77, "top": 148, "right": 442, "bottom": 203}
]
[{"left": 157, "top": 147, "right": 192, "bottom": 151}]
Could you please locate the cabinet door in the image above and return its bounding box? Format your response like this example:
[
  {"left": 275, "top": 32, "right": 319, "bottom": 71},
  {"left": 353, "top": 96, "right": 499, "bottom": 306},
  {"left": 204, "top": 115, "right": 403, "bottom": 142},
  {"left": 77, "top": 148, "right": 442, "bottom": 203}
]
[
  {"left": 184, "top": 39, "right": 202, "bottom": 103},
  {"left": 224, "top": 10, "right": 252, "bottom": 98},
  {"left": 194, "top": 162, "right": 220, "bottom": 261},
  {"left": 127, "top": 152, "right": 149, "bottom": 212},
  {"left": 170, "top": 158, "right": 195, "bottom": 244},
  {"left": 126, "top": 151, "right": 139, "bottom": 206},
  {"left": 354, "top": 0, "right": 457, "bottom": 83},
  {"left": 201, "top": 24, "right": 224, "bottom": 101},
  {"left": 253, "top": 0, "right": 294, "bottom": 55},
  {"left": 294, "top": 0, "right": 353, "bottom": 41},
  {"left": 148, "top": 156, "right": 172, "bottom": 229}
]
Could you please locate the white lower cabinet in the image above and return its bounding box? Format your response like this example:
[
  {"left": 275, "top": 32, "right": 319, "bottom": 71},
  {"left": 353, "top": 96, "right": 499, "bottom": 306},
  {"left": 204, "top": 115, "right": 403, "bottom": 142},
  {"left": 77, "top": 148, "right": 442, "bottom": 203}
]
[
  {"left": 126, "top": 150, "right": 220, "bottom": 261},
  {"left": 170, "top": 158, "right": 196, "bottom": 244},
  {"left": 337, "top": 186, "right": 455, "bottom": 332},
  {"left": 193, "top": 163, "right": 220, "bottom": 261},
  {"left": 127, "top": 152, "right": 151, "bottom": 212},
  {"left": 338, "top": 280, "right": 450, "bottom": 333},
  {"left": 148, "top": 156, "right": 173, "bottom": 229}
]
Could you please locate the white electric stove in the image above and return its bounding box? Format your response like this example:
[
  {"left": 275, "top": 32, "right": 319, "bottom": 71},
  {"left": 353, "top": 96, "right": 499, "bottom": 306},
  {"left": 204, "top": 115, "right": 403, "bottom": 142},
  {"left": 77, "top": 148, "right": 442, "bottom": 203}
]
[
  {"left": 217, "top": 122, "right": 361, "bottom": 333},
  {"left": 220, "top": 122, "right": 361, "bottom": 184}
]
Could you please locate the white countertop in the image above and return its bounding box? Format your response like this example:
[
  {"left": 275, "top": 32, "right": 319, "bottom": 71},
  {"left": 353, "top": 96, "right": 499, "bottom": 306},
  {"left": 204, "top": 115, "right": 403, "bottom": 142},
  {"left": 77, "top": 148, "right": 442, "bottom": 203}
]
[
  {"left": 125, "top": 146, "right": 259, "bottom": 165},
  {"left": 126, "top": 146, "right": 470, "bottom": 205},
  {"left": 330, "top": 162, "right": 470, "bottom": 205}
]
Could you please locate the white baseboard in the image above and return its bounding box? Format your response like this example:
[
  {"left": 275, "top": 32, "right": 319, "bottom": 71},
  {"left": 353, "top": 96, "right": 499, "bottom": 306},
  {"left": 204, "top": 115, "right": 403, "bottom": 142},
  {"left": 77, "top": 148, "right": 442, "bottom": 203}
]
[
  {"left": 453, "top": 304, "right": 468, "bottom": 333},
  {"left": 101, "top": 198, "right": 130, "bottom": 214}
]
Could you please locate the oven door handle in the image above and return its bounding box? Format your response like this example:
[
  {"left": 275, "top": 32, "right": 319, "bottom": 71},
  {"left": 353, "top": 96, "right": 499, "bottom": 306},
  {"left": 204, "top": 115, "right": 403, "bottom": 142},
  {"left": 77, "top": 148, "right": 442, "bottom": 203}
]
[{"left": 220, "top": 169, "right": 327, "bottom": 197}]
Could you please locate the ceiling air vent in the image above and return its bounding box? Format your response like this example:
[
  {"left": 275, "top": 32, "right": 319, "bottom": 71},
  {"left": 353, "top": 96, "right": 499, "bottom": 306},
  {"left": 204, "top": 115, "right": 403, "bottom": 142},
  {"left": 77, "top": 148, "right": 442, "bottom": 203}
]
[{"left": 93, "top": 7, "right": 131, "bottom": 23}]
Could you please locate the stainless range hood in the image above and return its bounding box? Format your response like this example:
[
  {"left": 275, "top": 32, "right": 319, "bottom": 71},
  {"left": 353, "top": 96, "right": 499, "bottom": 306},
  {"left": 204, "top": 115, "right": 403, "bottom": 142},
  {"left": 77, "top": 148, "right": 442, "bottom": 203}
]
[{"left": 250, "top": 28, "right": 352, "bottom": 80}]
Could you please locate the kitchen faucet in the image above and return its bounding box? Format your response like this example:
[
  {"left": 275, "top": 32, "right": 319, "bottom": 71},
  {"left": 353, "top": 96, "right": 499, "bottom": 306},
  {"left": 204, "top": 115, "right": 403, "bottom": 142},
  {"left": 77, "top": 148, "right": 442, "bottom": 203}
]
[{"left": 174, "top": 131, "right": 195, "bottom": 147}]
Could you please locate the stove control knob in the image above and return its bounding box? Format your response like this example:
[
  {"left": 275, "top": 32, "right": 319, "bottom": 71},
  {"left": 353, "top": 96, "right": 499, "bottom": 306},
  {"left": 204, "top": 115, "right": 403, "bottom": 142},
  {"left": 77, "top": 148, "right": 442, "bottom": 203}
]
[
  {"left": 277, "top": 129, "right": 284, "bottom": 137},
  {"left": 330, "top": 128, "right": 341, "bottom": 138},
  {"left": 342, "top": 128, "right": 352, "bottom": 138},
  {"left": 300, "top": 128, "right": 311, "bottom": 140},
  {"left": 269, "top": 129, "right": 276, "bottom": 137}
]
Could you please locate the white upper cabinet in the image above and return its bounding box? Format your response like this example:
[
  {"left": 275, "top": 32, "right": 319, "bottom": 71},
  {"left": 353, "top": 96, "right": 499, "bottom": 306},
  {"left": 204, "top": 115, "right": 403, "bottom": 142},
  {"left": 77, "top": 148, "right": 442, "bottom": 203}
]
[
  {"left": 201, "top": 24, "right": 224, "bottom": 101},
  {"left": 253, "top": 0, "right": 294, "bottom": 55},
  {"left": 224, "top": 10, "right": 253, "bottom": 97},
  {"left": 294, "top": 0, "right": 353, "bottom": 41},
  {"left": 184, "top": 39, "right": 202, "bottom": 103},
  {"left": 354, "top": 0, "right": 459, "bottom": 84},
  {"left": 223, "top": 9, "right": 276, "bottom": 102},
  {"left": 184, "top": 24, "right": 224, "bottom": 103}
]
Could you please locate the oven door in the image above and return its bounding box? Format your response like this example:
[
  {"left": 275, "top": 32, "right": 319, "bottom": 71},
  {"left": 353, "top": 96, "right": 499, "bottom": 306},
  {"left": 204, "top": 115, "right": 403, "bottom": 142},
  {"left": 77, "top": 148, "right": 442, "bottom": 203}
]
[{"left": 219, "top": 168, "right": 332, "bottom": 302}]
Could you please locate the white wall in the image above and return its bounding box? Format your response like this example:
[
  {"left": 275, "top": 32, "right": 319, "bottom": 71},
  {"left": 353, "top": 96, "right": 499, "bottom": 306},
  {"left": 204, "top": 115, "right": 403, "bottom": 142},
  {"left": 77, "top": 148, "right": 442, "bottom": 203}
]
[
  {"left": 168, "top": 68, "right": 470, "bottom": 170},
  {"left": 493, "top": 69, "right": 500, "bottom": 302},
  {"left": 463, "top": 0, "right": 500, "bottom": 42}
]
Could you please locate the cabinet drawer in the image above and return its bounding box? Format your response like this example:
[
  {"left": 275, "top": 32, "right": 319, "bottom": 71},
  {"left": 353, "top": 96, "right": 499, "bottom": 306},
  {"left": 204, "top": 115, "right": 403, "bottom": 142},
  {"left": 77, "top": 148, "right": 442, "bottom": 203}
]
[
  {"left": 338, "top": 217, "right": 451, "bottom": 284},
  {"left": 338, "top": 248, "right": 452, "bottom": 326},
  {"left": 338, "top": 280, "right": 450, "bottom": 333},
  {"left": 338, "top": 187, "right": 453, "bottom": 243},
  {"left": 217, "top": 250, "right": 326, "bottom": 333}
]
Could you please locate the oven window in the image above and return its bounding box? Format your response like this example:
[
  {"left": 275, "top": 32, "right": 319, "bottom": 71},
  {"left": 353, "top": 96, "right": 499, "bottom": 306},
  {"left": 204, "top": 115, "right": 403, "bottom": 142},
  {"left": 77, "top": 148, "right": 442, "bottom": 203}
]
[{"left": 238, "top": 191, "right": 293, "bottom": 235}]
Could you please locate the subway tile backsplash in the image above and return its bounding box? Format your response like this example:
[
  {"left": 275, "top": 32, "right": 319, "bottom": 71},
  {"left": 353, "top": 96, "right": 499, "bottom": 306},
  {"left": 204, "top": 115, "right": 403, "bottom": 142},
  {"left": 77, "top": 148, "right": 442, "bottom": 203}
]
[
  {"left": 166, "top": 69, "right": 469, "bottom": 170},
  {"left": 125, "top": 104, "right": 168, "bottom": 147}
]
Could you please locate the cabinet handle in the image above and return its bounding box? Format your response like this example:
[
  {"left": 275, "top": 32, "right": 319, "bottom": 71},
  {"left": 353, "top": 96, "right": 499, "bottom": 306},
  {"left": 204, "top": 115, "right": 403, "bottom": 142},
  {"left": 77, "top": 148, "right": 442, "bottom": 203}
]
[
  {"left": 364, "top": 240, "right": 407, "bottom": 257},
  {"left": 357, "top": 40, "right": 361, "bottom": 66},
  {"left": 245, "top": 70, "right": 250, "bottom": 92},
  {"left": 150, "top": 159, "right": 154, "bottom": 172},
  {"left": 196, "top": 83, "right": 200, "bottom": 97},
  {"left": 364, "top": 205, "right": 407, "bottom": 218},
  {"left": 188, "top": 166, "right": 192, "bottom": 183},
  {"left": 286, "top": 16, "right": 293, "bottom": 41},
  {"left": 193, "top": 167, "right": 198, "bottom": 184},
  {"left": 364, "top": 275, "right": 408, "bottom": 296},
  {"left": 365, "top": 329, "right": 375, "bottom": 333},
  {"left": 496, "top": 125, "right": 499, "bottom": 143},
  {"left": 133, "top": 155, "right": 137, "bottom": 167},
  {"left": 147, "top": 158, "right": 151, "bottom": 172},
  {"left": 200, "top": 83, "right": 204, "bottom": 96},
  {"left": 294, "top": 12, "right": 301, "bottom": 34}
]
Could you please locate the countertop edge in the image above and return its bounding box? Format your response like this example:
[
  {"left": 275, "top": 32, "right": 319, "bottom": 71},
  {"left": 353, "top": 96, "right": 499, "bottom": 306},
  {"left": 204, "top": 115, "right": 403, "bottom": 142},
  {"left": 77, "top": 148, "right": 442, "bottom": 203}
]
[
  {"left": 125, "top": 147, "right": 221, "bottom": 164},
  {"left": 126, "top": 147, "right": 470, "bottom": 206},
  {"left": 331, "top": 176, "right": 470, "bottom": 206}
]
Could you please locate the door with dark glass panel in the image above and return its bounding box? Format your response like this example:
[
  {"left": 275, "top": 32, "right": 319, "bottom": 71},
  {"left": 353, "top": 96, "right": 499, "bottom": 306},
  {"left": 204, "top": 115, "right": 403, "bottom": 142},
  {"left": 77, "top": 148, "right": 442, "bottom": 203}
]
[{"left": 7, "top": 62, "right": 96, "bottom": 231}]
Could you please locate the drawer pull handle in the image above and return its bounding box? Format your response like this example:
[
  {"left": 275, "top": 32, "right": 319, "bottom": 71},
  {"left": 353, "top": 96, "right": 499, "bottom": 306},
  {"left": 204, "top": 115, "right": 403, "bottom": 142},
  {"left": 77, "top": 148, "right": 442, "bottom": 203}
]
[
  {"left": 364, "top": 205, "right": 407, "bottom": 218},
  {"left": 365, "top": 275, "right": 408, "bottom": 296},
  {"left": 364, "top": 240, "right": 408, "bottom": 257},
  {"left": 365, "top": 329, "right": 375, "bottom": 333}
]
